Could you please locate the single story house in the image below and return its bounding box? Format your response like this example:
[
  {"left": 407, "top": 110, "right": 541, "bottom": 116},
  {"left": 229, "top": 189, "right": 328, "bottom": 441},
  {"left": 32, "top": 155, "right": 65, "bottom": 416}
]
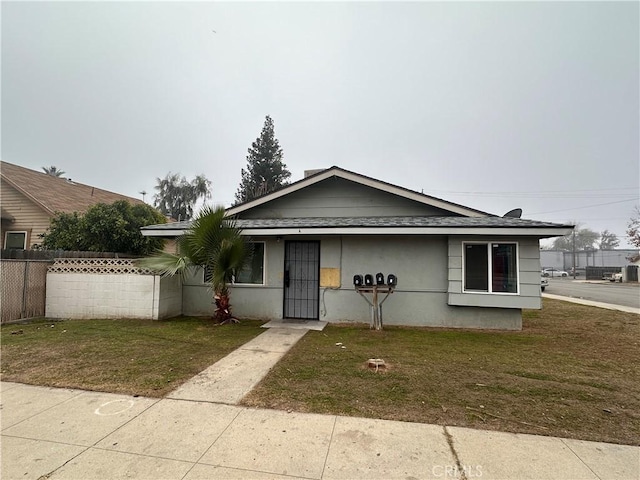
[
  {"left": 1, "top": 161, "right": 145, "bottom": 250},
  {"left": 141, "top": 166, "right": 573, "bottom": 330}
]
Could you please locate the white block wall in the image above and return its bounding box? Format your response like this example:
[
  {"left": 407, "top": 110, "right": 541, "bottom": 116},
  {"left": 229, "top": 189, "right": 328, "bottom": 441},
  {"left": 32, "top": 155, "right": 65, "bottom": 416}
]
[{"left": 46, "top": 273, "right": 182, "bottom": 320}]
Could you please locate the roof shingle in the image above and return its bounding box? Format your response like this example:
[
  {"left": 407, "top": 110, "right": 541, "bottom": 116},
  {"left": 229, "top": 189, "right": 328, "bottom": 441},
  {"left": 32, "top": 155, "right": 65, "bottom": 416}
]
[
  {"left": 142, "top": 216, "right": 573, "bottom": 232},
  {"left": 1, "top": 161, "right": 144, "bottom": 215}
]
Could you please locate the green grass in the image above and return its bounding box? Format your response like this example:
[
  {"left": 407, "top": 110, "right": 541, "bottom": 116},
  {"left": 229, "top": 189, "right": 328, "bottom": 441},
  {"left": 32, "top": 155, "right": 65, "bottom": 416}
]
[
  {"left": 1, "top": 317, "right": 264, "bottom": 397},
  {"left": 242, "top": 299, "right": 640, "bottom": 446}
]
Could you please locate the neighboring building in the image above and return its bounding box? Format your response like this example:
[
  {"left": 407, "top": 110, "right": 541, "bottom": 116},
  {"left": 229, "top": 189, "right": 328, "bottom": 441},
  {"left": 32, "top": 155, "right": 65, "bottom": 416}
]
[
  {"left": 1, "top": 161, "right": 144, "bottom": 250},
  {"left": 142, "top": 166, "right": 572, "bottom": 330},
  {"left": 541, "top": 249, "right": 640, "bottom": 270}
]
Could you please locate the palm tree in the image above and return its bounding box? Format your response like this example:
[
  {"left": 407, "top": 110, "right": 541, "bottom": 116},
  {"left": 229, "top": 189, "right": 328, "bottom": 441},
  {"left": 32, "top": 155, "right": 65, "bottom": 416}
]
[
  {"left": 137, "top": 206, "right": 249, "bottom": 323},
  {"left": 42, "top": 166, "right": 65, "bottom": 177}
]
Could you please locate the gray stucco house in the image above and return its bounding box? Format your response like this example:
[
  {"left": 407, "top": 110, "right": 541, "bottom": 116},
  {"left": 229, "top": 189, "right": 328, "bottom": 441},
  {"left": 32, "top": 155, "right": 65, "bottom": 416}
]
[{"left": 141, "top": 167, "right": 572, "bottom": 330}]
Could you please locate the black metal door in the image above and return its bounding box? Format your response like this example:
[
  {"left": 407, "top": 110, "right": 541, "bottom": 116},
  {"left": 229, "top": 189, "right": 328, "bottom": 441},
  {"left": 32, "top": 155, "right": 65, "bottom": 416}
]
[{"left": 283, "top": 241, "right": 320, "bottom": 319}]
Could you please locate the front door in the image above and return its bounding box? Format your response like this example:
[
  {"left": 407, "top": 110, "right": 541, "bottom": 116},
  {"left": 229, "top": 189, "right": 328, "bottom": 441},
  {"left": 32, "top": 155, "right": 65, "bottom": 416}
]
[{"left": 283, "top": 241, "right": 320, "bottom": 319}]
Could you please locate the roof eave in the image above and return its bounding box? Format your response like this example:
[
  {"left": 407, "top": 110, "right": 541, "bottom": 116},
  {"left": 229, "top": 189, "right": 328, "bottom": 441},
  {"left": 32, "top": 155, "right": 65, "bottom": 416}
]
[
  {"left": 0, "top": 174, "right": 55, "bottom": 216},
  {"left": 141, "top": 226, "right": 573, "bottom": 238}
]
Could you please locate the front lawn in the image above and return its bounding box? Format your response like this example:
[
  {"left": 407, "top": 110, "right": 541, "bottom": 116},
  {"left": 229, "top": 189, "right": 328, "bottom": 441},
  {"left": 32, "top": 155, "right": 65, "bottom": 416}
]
[
  {"left": 2, "top": 301, "right": 638, "bottom": 445},
  {"left": 242, "top": 299, "right": 640, "bottom": 446},
  {"left": 1, "top": 317, "right": 264, "bottom": 397}
]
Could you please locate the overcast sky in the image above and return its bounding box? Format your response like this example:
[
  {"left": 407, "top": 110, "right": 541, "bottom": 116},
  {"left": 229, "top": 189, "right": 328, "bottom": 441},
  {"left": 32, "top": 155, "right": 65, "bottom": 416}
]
[{"left": 2, "top": 1, "right": 638, "bottom": 247}]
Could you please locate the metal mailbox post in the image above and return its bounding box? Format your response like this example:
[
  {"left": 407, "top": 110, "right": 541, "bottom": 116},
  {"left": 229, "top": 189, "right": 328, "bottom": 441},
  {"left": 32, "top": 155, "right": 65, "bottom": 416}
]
[{"left": 356, "top": 285, "right": 394, "bottom": 330}]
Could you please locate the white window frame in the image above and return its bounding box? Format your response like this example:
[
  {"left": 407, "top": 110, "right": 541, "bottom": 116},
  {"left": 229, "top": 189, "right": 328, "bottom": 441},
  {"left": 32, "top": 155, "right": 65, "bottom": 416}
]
[
  {"left": 4, "top": 231, "right": 27, "bottom": 250},
  {"left": 202, "top": 241, "right": 266, "bottom": 286},
  {"left": 462, "top": 241, "right": 520, "bottom": 295}
]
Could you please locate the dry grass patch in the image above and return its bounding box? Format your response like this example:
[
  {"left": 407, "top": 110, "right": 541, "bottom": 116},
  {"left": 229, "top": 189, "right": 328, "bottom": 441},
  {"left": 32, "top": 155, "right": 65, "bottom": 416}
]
[
  {"left": 242, "top": 299, "right": 640, "bottom": 445},
  {"left": 1, "top": 317, "right": 264, "bottom": 397}
]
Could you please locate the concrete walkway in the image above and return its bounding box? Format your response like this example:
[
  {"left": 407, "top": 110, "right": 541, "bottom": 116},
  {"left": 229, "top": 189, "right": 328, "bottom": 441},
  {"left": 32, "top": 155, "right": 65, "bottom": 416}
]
[
  {"left": 542, "top": 293, "right": 640, "bottom": 314},
  {"left": 2, "top": 321, "right": 639, "bottom": 480},
  {"left": 168, "top": 326, "right": 309, "bottom": 404}
]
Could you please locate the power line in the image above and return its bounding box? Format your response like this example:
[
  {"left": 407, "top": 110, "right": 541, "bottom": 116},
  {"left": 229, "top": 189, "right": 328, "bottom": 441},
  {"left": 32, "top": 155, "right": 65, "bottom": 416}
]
[
  {"left": 528, "top": 198, "right": 638, "bottom": 216},
  {"left": 428, "top": 186, "right": 638, "bottom": 195},
  {"left": 425, "top": 187, "right": 638, "bottom": 200}
]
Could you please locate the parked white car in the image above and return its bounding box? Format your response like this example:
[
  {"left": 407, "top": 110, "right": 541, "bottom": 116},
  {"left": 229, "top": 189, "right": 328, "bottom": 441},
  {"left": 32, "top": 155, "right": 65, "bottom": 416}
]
[
  {"left": 604, "top": 272, "right": 623, "bottom": 282},
  {"left": 542, "top": 268, "right": 568, "bottom": 277},
  {"left": 541, "top": 276, "right": 549, "bottom": 291}
]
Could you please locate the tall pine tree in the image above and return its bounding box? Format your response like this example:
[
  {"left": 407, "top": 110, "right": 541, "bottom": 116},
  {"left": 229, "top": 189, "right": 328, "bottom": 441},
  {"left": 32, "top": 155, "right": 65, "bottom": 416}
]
[{"left": 235, "top": 115, "right": 291, "bottom": 204}]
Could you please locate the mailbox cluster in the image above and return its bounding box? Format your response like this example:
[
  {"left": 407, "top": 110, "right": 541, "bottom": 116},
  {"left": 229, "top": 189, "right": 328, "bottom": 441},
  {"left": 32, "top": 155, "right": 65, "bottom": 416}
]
[{"left": 353, "top": 273, "right": 397, "bottom": 287}]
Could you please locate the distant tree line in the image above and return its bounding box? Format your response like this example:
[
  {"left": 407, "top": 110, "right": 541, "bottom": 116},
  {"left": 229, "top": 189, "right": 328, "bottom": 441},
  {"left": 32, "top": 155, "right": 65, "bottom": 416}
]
[{"left": 545, "top": 225, "right": 621, "bottom": 251}]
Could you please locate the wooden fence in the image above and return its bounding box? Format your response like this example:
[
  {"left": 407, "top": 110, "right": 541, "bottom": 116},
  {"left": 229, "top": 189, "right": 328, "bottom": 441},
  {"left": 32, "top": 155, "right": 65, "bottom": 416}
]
[
  {"left": 0, "top": 250, "right": 133, "bottom": 260},
  {"left": 1, "top": 260, "right": 51, "bottom": 324}
]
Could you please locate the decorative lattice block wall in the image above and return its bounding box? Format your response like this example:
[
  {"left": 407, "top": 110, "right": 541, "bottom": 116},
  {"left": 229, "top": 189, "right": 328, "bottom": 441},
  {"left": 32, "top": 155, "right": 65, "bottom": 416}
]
[{"left": 48, "top": 258, "right": 154, "bottom": 275}]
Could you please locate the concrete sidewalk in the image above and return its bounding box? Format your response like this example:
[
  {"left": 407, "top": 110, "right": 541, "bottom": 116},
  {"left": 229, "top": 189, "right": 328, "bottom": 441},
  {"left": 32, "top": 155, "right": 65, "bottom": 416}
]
[{"left": 1, "top": 381, "right": 638, "bottom": 480}]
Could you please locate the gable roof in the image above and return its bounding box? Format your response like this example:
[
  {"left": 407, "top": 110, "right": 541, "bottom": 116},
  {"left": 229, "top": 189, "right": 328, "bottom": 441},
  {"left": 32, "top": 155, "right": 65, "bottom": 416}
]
[
  {"left": 1, "top": 161, "right": 144, "bottom": 216},
  {"left": 226, "top": 166, "right": 491, "bottom": 218},
  {"left": 140, "top": 165, "right": 573, "bottom": 238}
]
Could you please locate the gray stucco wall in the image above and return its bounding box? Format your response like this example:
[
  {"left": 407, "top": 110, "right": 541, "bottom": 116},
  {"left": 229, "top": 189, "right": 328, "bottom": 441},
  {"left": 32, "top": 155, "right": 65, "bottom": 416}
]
[
  {"left": 181, "top": 235, "right": 524, "bottom": 329},
  {"left": 158, "top": 276, "right": 182, "bottom": 319},
  {"left": 318, "top": 235, "right": 521, "bottom": 329},
  {"left": 240, "top": 177, "right": 457, "bottom": 219}
]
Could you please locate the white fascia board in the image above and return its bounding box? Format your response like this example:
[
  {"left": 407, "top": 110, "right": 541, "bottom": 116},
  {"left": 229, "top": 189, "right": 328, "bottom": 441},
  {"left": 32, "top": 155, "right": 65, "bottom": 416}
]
[
  {"left": 225, "top": 168, "right": 488, "bottom": 218},
  {"left": 239, "top": 227, "right": 574, "bottom": 237},
  {"left": 141, "top": 229, "right": 187, "bottom": 237}
]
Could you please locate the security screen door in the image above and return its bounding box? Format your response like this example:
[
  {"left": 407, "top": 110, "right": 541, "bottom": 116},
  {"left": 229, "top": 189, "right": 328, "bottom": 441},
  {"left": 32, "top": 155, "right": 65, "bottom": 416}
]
[{"left": 283, "top": 241, "right": 320, "bottom": 319}]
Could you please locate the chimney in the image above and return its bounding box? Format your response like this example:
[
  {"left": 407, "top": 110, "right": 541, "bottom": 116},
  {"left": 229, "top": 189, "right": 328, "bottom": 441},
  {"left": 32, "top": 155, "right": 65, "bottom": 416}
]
[{"left": 304, "top": 169, "right": 324, "bottom": 178}]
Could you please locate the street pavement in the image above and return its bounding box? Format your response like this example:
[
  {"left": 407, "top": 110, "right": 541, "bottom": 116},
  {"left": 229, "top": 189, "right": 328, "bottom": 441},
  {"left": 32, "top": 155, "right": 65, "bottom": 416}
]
[
  {"left": 543, "top": 292, "right": 640, "bottom": 314},
  {"left": 2, "top": 324, "right": 639, "bottom": 479},
  {"left": 544, "top": 278, "right": 640, "bottom": 310}
]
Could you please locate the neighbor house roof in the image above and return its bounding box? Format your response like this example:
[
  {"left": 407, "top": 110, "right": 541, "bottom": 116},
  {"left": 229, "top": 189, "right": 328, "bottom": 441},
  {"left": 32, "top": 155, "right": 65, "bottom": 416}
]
[
  {"left": 142, "top": 216, "right": 574, "bottom": 238},
  {"left": 226, "top": 166, "right": 492, "bottom": 218},
  {"left": 1, "top": 161, "right": 144, "bottom": 215}
]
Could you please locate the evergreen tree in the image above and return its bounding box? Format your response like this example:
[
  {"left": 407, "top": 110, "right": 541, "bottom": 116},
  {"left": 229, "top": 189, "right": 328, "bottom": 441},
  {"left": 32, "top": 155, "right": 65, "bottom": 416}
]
[{"left": 235, "top": 115, "right": 291, "bottom": 204}]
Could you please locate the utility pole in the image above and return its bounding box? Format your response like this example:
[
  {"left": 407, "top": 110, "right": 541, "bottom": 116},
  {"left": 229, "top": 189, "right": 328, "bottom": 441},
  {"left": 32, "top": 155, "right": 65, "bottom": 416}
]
[{"left": 572, "top": 229, "right": 576, "bottom": 279}]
